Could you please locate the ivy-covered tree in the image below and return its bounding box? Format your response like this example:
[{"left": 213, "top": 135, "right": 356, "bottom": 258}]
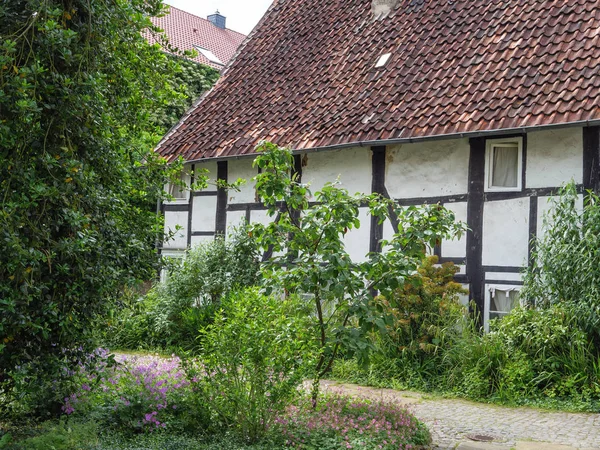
[
  {"left": 154, "top": 56, "right": 220, "bottom": 130},
  {"left": 0, "top": 0, "right": 201, "bottom": 416}
]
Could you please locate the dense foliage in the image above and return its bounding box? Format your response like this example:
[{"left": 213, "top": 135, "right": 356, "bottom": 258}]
[
  {"left": 184, "top": 289, "right": 316, "bottom": 443},
  {"left": 153, "top": 56, "right": 219, "bottom": 130},
  {"left": 1, "top": 288, "right": 428, "bottom": 448},
  {"left": 523, "top": 183, "right": 600, "bottom": 343},
  {"left": 0, "top": 0, "right": 217, "bottom": 417},
  {"left": 99, "top": 228, "right": 260, "bottom": 351},
  {"left": 365, "top": 257, "right": 468, "bottom": 390},
  {"left": 334, "top": 185, "right": 600, "bottom": 411},
  {"left": 251, "top": 142, "right": 466, "bottom": 402}
]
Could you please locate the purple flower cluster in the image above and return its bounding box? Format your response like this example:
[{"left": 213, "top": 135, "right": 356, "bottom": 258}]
[
  {"left": 62, "top": 351, "right": 191, "bottom": 431},
  {"left": 274, "top": 393, "right": 429, "bottom": 449}
]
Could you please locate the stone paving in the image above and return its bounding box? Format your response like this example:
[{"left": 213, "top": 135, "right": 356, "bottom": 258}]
[{"left": 320, "top": 380, "right": 600, "bottom": 450}]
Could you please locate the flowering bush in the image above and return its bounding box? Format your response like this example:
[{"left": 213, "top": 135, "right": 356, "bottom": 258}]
[
  {"left": 273, "top": 394, "right": 431, "bottom": 449},
  {"left": 61, "top": 352, "right": 206, "bottom": 433}
]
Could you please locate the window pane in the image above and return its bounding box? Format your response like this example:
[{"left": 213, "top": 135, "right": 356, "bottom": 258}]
[
  {"left": 169, "top": 174, "right": 187, "bottom": 199},
  {"left": 491, "top": 145, "right": 518, "bottom": 187}
]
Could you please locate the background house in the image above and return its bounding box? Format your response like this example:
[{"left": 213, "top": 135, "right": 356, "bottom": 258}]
[
  {"left": 155, "top": 0, "right": 600, "bottom": 329},
  {"left": 145, "top": 6, "right": 246, "bottom": 70}
]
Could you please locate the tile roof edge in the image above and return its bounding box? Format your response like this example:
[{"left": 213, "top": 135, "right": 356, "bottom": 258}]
[
  {"left": 156, "top": 0, "right": 283, "bottom": 154},
  {"left": 179, "top": 119, "right": 600, "bottom": 164}
]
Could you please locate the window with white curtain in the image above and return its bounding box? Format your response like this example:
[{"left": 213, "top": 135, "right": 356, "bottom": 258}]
[
  {"left": 485, "top": 285, "right": 521, "bottom": 331},
  {"left": 484, "top": 138, "right": 523, "bottom": 192}
]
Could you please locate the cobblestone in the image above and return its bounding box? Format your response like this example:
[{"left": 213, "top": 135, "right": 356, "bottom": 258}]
[{"left": 320, "top": 381, "right": 600, "bottom": 449}]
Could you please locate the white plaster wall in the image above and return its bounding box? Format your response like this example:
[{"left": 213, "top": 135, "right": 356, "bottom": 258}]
[
  {"left": 383, "top": 218, "right": 395, "bottom": 242},
  {"left": 193, "top": 160, "right": 218, "bottom": 193},
  {"left": 458, "top": 288, "right": 470, "bottom": 307},
  {"left": 386, "top": 138, "right": 470, "bottom": 199},
  {"left": 227, "top": 159, "right": 257, "bottom": 204},
  {"left": 163, "top": 211, "right": 187, "bottom": 249},
  {"left": 526, "top": 128, "right": 582, "bottom": 188},
  {"left": 250, "top": 209, "right": 276, "bottom": 226},
  {"left": 302, "top": 147, "right": 372, "bottom": 197},
  {"left": 191, "top": 196, "right": 217, "bottom": 232},
  {"left": 485, "top": 271, "right": 524, "bottom": 281},
  {"left": 190, "top": 235, "right": 213, "bottom": 247},
  {"left": 342, "top": 207, "right": 371, "bottom": 262},
  {"left": 226, "top": 211, "right": 247, "bottom": 238},
  {"left": 482, "top": 198, "right": 530, "bottom": 267},
  {"left": 441, "top": 201, "right": 468, "bottom": 258}
]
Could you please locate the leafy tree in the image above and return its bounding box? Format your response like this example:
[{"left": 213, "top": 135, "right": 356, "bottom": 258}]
[
  {"left": 250, "top": 142, "right": 466, "bottom": 405},
  {"left": 0, "top": 0, "right": 202, "bottom": 416},
  {"left": 523, "top": 183, "right": 600, "bottom": 343}
]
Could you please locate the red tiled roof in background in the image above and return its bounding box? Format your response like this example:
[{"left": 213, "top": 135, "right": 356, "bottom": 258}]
[
  {"left": 157, "top": 0, "right": 600, "bottom": 162},
  {"left": 146, "top": 5, "right": 246, "bottom": 70}
]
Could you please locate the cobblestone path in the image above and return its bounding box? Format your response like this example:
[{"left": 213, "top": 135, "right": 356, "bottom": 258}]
[{"left": 320, "top": 380, "right": 600, "bottom": 450}]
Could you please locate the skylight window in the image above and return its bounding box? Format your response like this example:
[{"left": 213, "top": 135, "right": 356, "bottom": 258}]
[
  {"left": 194, "top": 45, "right": 224, "bottom": 65},
  {"left": 375, "top": 53, "right": 392, "bottom": 68}
]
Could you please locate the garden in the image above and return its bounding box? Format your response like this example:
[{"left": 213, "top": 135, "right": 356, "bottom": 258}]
[
  {"left": 2, "top": 1, "right": 600, "bottom": 448},
  {"left": 3, "top": 140, "right": 600, "bottom": 448}
]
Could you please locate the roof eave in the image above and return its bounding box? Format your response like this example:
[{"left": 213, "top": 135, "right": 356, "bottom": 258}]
[{"left": 181, "top": 118, "right": 600, "bottom": 164}]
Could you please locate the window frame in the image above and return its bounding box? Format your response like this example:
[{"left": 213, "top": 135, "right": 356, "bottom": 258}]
[
  {"left": 165, "top": 172, "right": 191, "bottom": 204},
  {"left": 159, "top": 250, "right": 185, "bottom": 283},
  {"left": 484, "top": 137, "right": 523, "bottom": 193},
  {"left": 484, "top": 284, "right": 522, "bottom": 331}
]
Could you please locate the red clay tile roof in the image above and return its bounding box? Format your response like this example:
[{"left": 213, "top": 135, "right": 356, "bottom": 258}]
[
  {"left": 157, "top": 0, "right": 600, "bottom": 162},
  {"left": 146, "top": 5, "right": 246, "bottom": 70}
]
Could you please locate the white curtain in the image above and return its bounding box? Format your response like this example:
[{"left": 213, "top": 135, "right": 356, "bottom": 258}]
[
  {"left": 492, "top": 146, "right": 518, "bottom": 187},
  {"left": 490, "top": 287, "right": 519, "bottom": 312}
]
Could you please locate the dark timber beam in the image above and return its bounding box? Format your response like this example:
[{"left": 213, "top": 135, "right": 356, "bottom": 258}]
[
  {"left": 215, "top": 161, "right": 228, "bottom": 236},
  {"left": 370, "top": 146, "right": 386, "bottom": 254},
  {"left": 187, "top": 164, "right": 195, "bottom": 247},
  {"left": 467, "top": 137, "right": 486, "bottom": 325},
  {"left": 583, "top": 126, "right": 600, "bottom": 193}
]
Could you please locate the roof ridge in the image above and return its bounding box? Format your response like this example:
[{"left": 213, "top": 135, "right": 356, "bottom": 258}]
[{"left": 163, "top": 3, "right": 247, "bottom": 37}]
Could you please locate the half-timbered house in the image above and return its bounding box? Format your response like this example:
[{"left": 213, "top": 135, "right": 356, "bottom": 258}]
[{"left": 155, "top": 0, "right": 600, "bottom": 328}]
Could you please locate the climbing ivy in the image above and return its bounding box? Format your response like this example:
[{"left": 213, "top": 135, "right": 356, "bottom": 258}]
[
  {"left": 154, "top": 56, "right": 220, "bottom": 130},
  {"left": 0, "top": 0, "right": 206, "bottom": 416}
]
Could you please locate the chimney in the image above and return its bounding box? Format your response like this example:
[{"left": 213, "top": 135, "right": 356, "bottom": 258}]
[
  {"left": 372, "top": 0, "right": 400, "bottom": 19},
  {"left": 208, "top": 10, "right": 226, "bottom": 29}
]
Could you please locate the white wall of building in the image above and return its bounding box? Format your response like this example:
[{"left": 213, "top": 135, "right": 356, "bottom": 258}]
[
  {"left": 163, "top": 128, "right": 586, "bottom": 282},
  {"left": 194, "top": 160, "right": 219, "bottom": 192},
  {"left": 191, "top": 196, "right": 217, "bottom": 232},
  {"left": 441, "top": 201, "right": 468, "bottom": 258},
  {"left": 527, "top": 128, "right": 583, "bottom": 188},
  {"left": 227, "top": 159, "right": 257, "bottom": 204},
  {"left": 482, "top": 198, "right": 530, "bottom": 267},
  {"left": 342, "top": 207, "right": 371, "bottom": 262},
  {"left": 163, "top": 211, "right": 188, "bottom": 249},
  {"left": 302, "top": 147, "right": 372, "bottom": 196},
  {"left": 386, "top": 139, "right": 470, "bottom": 199}
]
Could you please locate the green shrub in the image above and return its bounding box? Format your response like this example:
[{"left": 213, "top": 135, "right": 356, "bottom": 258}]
[
  {"left": 523, "top": 183, "right": 600, "bottom": 341},
  {"left": 375, "top": 256, "right": 467, "bottom": 359},
  {"left": 3, "top": 420, "right": 99, "bottom": 450},
  {"left": 184, "top": 289, "right": 316, "bottom": 443},
  {"left": 100, "top": 227, "right": 260, "bottom": 351},
  {"left": 345, "top": 257, "right": 469, "bottom": 391}
]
